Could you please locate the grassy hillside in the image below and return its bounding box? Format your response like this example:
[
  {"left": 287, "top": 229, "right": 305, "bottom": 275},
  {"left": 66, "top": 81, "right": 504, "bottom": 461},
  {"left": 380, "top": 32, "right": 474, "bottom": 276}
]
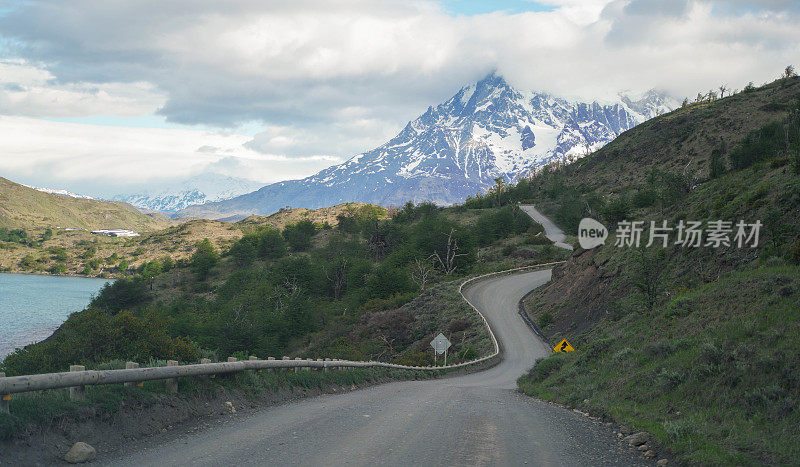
[
  {"left": 0, "top": 194, "right": 388, "bottom": 279},
  {"left": 1, "top": 201, "right": 565, "bottom": 376},
  {"left": 238, "top": 203, "right": 387, "bottom": 230},
  {"left": 492, "top": 75, "right": 800, "bottom": 464},
  {"left": 0, "top": 177, "right": 171, "bottom": 231}
]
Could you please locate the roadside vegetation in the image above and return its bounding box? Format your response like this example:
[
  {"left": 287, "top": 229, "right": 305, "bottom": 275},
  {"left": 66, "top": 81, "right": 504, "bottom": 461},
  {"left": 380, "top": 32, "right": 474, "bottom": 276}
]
[
  {"left": 505, "top": 73, "right": 800, "bottom": 464},
  {"left": 0, "top": 362, "right": 432, "bottom": 443},
  {"left": 1, "top": 202, "right": 564, "bottom": 377}
]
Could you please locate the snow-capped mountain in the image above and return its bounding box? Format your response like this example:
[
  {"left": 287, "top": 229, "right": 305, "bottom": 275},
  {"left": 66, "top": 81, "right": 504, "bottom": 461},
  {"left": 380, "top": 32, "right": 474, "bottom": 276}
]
[
  {"left": 178, "top": 73, "right": 677, "bottom": 219},
  {"left": 24, "top": 185, "right": 95, "bottom": 200},
  {"left": 115, "top": 173, "right": 263, "bottom": 212}
]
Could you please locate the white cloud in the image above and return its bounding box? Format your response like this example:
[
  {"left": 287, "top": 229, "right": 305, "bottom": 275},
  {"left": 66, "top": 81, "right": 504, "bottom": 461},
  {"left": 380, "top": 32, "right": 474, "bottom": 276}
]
[
  {"left": 0, "top": 0, "right": 797, "bottom": 194},
  {"left": 0, "top": 116, "right": 340, "bottom": 197},
  {"left": 0, "top": 60, "right": 165, "bottom": 118}
]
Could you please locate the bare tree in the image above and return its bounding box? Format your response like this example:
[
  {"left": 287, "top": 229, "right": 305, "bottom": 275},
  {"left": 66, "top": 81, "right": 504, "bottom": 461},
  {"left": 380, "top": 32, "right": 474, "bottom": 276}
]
[
  {"left": 411, "top": 257, "right": 435, "bottom": 291},
  {"left": 431, "top": 228, "right": 467, "bottom": 275},
  {"left": 785, "top": 65, "right": 796, "bottom": 78},
  {"left": 718, "top": 84, "right": 727, "bottom": 98},
  {"left": 323, "top": 258, "right": 348, "bottom": 300}
]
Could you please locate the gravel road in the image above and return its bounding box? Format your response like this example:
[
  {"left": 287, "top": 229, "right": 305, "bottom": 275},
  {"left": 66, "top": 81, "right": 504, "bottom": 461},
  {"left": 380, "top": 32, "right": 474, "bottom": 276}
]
[
  {"left": 110, "top": 270, "right": 648, "bottom": 466},
  {"left": 519, "top": 205, "right": 574, "bottom": 250}
]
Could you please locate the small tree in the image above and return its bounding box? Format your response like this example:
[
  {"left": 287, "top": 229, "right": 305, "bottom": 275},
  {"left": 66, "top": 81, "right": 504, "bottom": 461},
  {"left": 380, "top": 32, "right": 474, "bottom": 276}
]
[
  {"left": 431, "top": 228, "right": 467, "bottom": 275},
  {"left": 323, "top": 257, "right": 348, "bottom": 300},
  {"left": 631, "top": 249, "right": 665, "bottom": 311},
  {"left": 718, "top": 84, "right": 727, "bottom": 98},
  {"left": 283, "top": 220, "right": 316, "bottom": 251},
  {"left": 410, "top": 257, "right": 435, "bottom": 291},
  {"left": 784, "top": 65, "right": 796, "bottom": 79},
  {"left": 140, "top": 260, "right": 164, "bottom": 290},
  {"left": 709, "top": 141, "right": 727, "bottom": 178},
  {"left": 491, "top": 177, "right": 507, "bottom": 207},
  {"left": 191, "top": 238, "right": 218, "bottom": 280}
]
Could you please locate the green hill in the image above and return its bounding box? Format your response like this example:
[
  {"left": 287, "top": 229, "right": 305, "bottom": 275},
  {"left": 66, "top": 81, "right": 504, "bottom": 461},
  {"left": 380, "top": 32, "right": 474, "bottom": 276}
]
[
  {"left": 484, "top": 76, "right": 800, "bottom": 464},
  {"left": 0, "top": 177, "right": 172, "bottom": 231}
]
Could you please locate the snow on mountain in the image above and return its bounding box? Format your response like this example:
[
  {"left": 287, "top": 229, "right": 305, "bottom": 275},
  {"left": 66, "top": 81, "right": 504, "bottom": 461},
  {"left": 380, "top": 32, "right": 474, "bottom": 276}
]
[
  {"left": 115, "top": 173, "right": 263, "bottom": 212},
  {"left": 177, "top": 73, "right": 677, "bottom": 219},
  {"left": 24, "top": 185, "right": 95, "bottom": 200}
]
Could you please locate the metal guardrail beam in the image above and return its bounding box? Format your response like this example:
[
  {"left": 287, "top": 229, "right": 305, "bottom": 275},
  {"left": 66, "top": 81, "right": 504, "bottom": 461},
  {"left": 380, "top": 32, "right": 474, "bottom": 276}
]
[{"left": 0, "top": 262, "right": 565, "bottom": 398}]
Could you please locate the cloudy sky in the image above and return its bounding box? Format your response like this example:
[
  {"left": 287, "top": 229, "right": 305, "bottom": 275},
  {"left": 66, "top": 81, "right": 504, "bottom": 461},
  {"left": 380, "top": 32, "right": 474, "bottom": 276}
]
[{"left": 0, "top": 0, "right": 797, "bottom": 197}]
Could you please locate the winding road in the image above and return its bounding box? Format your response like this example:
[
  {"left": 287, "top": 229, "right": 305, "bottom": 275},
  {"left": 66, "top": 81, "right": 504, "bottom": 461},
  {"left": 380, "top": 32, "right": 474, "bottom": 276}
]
[
  {"left": 519, "top": 204, "right": 574, "bottom": 250},
  {"left": 111, "top": 271, "right": 646, "bottom": 466}
]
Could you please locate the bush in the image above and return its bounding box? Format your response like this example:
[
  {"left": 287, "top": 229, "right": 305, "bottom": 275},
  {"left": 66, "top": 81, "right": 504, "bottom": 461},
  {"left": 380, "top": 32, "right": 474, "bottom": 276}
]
[
  {"left": 602, "top": 196, "right": 630, "bottom": 225},
  {"left": 527, "top": 355, "right": 564, "bottom": 382},
  {"left": 632, "top": 188, "right": 657, "bottom": 208},
  {"left": 709, "top": 143, "right": 727, "bottom": 178},
  {"left": 554, "top": 195, "right": 584, "bottom": 234},
  {"left": 524, "top": 234, "right": 552, "bottom": 245},
  {"left": 191, "top": 238, "right": 219, "bottom": 280},
  {"left": 538, "top": 312, "right": 553, "bottom": 329},
  {"left": 229, "top": 228, "right": 287, "bottom": 266},
  {"left": 90, "top": 278, "right": 148, "bottom": 313},
  {"left": 474, "top": 205, "right": 534, "bottom": 246},
  {"left": 1, "top": 308, "right": 200, "bottom": 375},
  {"left": 283, "top": 220, "right": 316, "bottom": 251},
  {"left": 48, "top": 262, "right": 67, "bottom": 274}
]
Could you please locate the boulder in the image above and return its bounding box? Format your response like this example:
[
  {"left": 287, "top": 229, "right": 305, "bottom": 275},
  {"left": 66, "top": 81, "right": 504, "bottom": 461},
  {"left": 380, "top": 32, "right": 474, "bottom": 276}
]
[
  {"left": 64, "top": 442, "right": 96, "bottom": 464},
  {"left": 657, "top": 459, "right": 669, "bottom": 466},
  {"left": 644, "top": 450, "right": 657, "bottom": 458},
  {"left": 624, "top": 432, "right": 650, "bottom": 446}
]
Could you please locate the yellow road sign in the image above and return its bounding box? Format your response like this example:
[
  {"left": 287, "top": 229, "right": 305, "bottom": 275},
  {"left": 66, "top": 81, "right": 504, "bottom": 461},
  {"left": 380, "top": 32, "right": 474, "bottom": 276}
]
[{"left": 553, "top": 338, "right": 575, "bottom": 352}]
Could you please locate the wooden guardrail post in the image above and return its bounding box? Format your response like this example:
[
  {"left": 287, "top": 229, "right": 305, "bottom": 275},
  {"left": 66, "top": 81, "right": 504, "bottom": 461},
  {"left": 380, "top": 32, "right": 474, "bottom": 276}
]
[
  {"left": 304, "top": 358, "right": 313, "bottom": 372},
  {"left": 249, "top": 356, "right": 260, "bottom": 373},
  {"left": 283, "top": 356, "right": 293, "bottom": 373},
  {"left": 227, "top": 357, "right": 237, "bottom": 362},
  {"left": 267, "top": 357, "right": 275, "bottom": 373},
  {"left": 69, "top": 365, "right": 86, "bottom": 401},
  {"left": 324, "top": 358, "right": 331, "bottom": 372},
  {"left": 124, "top": 362, "right": 139, "bottom": 388},
  {"left": 0, "top": 372, "right": 9, "bottom": 414},
  {"left": 165, "top": 360, "right": 179, "bottom": 394}
]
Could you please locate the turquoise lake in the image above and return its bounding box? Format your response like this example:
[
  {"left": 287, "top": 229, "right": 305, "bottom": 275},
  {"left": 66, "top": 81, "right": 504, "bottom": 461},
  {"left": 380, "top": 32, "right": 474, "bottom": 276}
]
[{"left": 0, "top": 273, "right": 111, "bottom": 359}]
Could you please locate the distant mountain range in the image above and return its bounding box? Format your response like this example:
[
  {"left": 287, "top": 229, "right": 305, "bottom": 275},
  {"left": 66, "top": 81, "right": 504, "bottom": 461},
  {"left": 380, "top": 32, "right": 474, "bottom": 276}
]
[
  {"left": 113, "top": 173, "right": 263, "bottom": 213},
  {"left": 174, "top": 73, "right": 678, "bottom": 219}
]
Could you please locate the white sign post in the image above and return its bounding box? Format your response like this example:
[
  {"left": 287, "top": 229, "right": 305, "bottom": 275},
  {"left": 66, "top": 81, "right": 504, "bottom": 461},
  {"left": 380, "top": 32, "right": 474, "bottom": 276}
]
[{"left": 430, "top": 333, "right": 452, "bottom": 366}]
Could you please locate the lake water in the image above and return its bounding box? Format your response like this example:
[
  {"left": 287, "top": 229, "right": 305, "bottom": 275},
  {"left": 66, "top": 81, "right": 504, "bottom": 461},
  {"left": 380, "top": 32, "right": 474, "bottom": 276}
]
[{"left": 0, "top": 273, "right": 111, "bottom": 359}]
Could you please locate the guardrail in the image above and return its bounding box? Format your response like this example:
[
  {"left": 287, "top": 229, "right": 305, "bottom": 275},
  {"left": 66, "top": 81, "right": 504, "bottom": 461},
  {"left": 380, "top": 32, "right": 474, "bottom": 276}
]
[{"left": 0, "top": 262, "right": 565, "bottom": 414}]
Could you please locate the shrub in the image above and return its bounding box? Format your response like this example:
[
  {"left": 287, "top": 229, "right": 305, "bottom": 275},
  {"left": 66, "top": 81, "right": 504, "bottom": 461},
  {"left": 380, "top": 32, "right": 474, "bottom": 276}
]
[
  {"left": 527, "top": 355, "right": 564, "bottom": 382},
  {"left": 602, "top": 196, "right": 630, "bottom": 225},
  {"left": 474, "top": 205, "right": 533, "bottom": 246},
  {"left": 48, "top": 262, "right": 66, "bottom": 274},
  {"left": 191, "top": 238, "right": 218, "bottom": 280},
  {"left": 283, "top": 220, "right": 316, "bottom": 251},
  {"left": 709, "top": 142, "right": 727, "bottom": 178},
  {"left": 538, "top": 312, "right": 553, "bottom": 329},
  {"left": 632, "top": 188, "right": 657, "bottom": 208},
  {"left": 90, "top": 278, "right": 148, "bottom": 313},
  {"left": 524, "top": 234, "right": 552, "bottom": 245}
]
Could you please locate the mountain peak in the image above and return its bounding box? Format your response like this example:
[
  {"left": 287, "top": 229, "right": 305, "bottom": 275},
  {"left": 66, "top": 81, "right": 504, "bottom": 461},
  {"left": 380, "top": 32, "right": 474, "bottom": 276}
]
[{"left": 177, "top": 76, "right": 676, "bottom": 219}]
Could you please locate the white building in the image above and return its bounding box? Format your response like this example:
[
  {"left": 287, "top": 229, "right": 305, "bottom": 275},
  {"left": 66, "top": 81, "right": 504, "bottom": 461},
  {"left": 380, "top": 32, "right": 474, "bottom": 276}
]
[{"left": 90, "top": 229, "right": 140, "bottom": 237}]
